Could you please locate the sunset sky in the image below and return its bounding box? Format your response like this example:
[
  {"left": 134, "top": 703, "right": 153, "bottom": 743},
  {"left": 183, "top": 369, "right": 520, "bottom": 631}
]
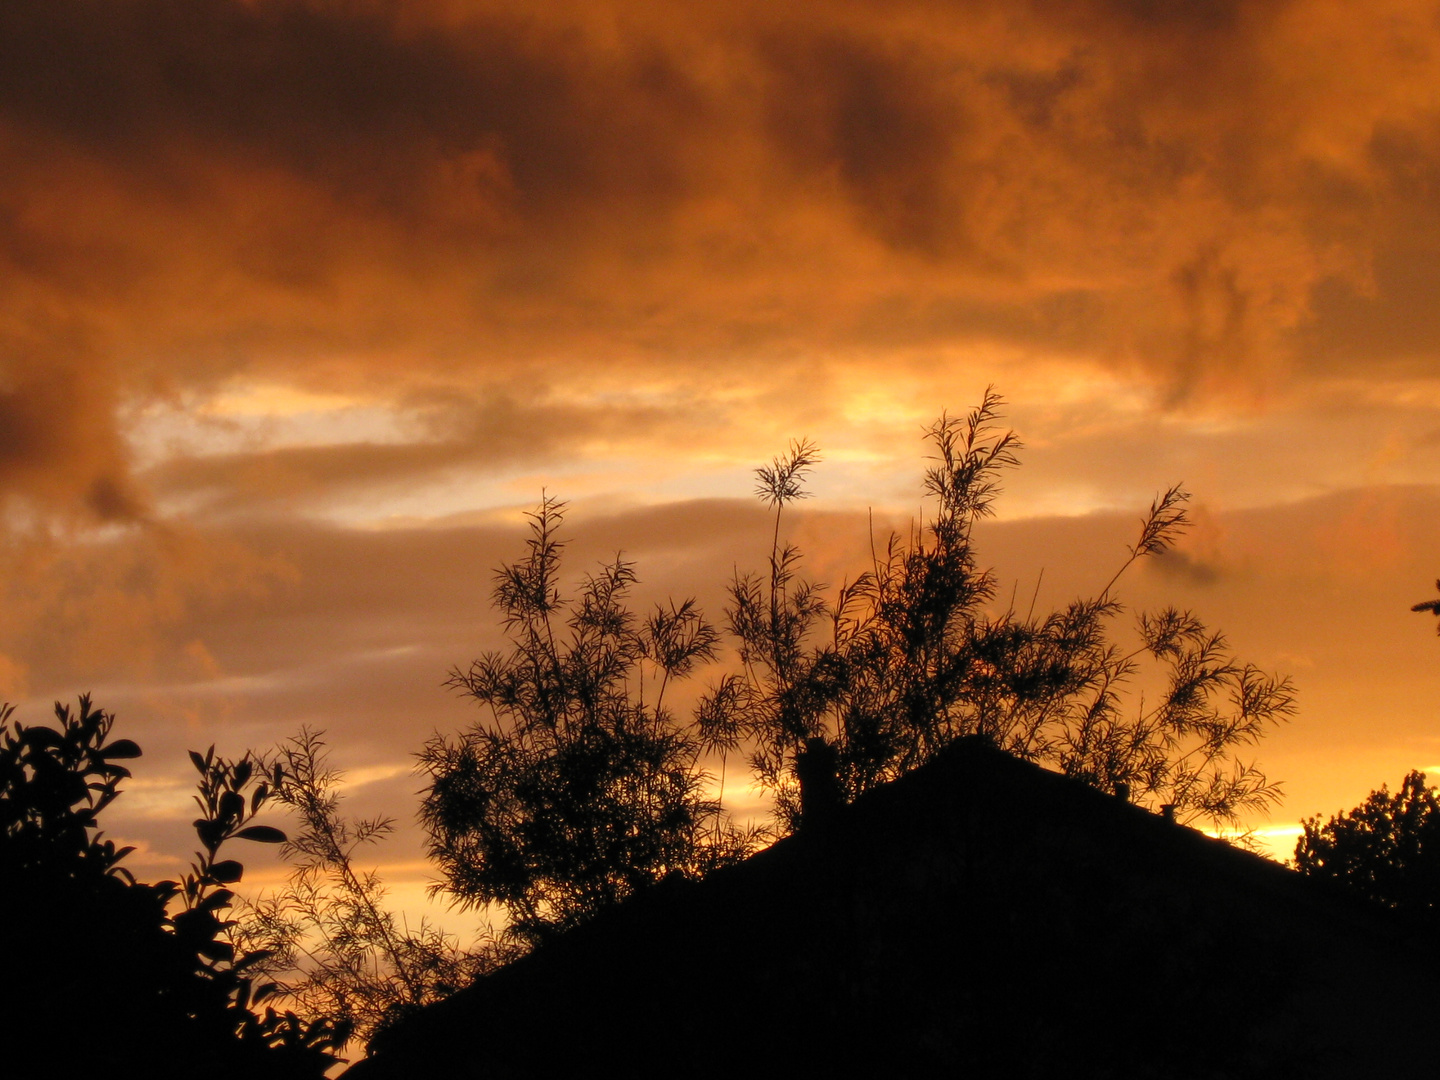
[{"left": 4, "top": 0, "right": 1440, "bottom": 929}]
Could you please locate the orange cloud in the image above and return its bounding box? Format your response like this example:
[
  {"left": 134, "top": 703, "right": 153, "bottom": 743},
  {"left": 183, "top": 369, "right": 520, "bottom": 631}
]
[{"left": 0, "top": 0, "right": 1435, "bottom": 446}]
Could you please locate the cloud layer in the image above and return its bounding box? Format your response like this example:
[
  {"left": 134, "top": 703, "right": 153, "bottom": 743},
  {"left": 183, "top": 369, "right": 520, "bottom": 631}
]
[
  {"left": 3, "top": 1, "right": 1440, "bottom": 887},
  {"left": 3, "top": 0, "right": 1440, "bottom": 514}
]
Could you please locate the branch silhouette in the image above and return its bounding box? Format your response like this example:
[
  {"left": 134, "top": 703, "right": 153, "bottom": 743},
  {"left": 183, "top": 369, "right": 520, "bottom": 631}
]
[
  {"left": 236, "top": 729, "right": 515, "bottom": 1050},
  {"left": 1412, "top": 578, "right": 1440, "bottom": 632}
]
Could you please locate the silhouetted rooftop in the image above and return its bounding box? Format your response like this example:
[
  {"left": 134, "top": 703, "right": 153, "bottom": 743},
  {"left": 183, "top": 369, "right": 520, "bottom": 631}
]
[{"left": 352, "top": 737, "right": 1438, "bottom": 1079}]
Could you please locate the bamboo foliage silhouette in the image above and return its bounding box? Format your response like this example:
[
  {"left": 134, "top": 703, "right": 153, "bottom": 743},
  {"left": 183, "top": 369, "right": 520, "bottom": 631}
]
[
  {"left": 700, "top": 391, "right": 1294, "bottom": 833},
  {"left": 418, "top": 496, "right": 762, "bottom": 945},
  {"left": 421, "top": 393, "right": 1295, "bottom": 946}
]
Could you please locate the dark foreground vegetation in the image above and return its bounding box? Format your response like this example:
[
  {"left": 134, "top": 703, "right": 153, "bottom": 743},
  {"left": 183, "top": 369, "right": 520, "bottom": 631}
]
[
  {"left": 3, "top": 393, "right": 1436, "bottom": 1075},
  {"left": 1296, "top": 768, "right": 1440, "bottom": 917},
  {"left": 0, "top": 698, "right": 348, "bottom": 1080}
]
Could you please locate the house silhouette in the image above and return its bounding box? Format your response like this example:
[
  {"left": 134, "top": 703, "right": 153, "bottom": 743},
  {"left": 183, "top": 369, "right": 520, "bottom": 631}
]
[{"left": 352, "top": 737, "right": 1437, "bottom": 1078}]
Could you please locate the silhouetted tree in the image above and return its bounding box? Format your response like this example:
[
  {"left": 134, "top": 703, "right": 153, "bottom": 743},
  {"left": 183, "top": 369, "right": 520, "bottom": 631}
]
[
  {"left": 0, "top": 696, "right": 347, "bottom": 1079},
  {"left": 700, "top": 391, "right": 1294, "bottom": 834},
  {"left": 238, "top": 729, "right": 516, "bottom": 1046},
  {"left": 417, "top": 497, "right": 764, "bottom": 945},
  {"left": 1295, "top": 771, "right": 1440, "bottom": 915},
  {"left": 420, "top": 393, "right": 1293, "bottom": 947}
]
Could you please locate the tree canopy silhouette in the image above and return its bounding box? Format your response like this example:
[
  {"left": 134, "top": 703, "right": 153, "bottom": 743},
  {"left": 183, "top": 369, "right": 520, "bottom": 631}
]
[
  {"left": 1294, "top": 771, "right": 1440, "bottom": 916},
  {"left": 0, "top": 696, "right": 347, "bottom": 1079},
  {"left": 421, "top": 393, "right": 1294, "bottom": 947},
  {"left": 417, "top": 500, "right": 763, "bottom": 945}
]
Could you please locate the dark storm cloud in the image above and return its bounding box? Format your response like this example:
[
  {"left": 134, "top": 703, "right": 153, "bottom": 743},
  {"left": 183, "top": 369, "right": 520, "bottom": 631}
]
[
  {"left": 0, "top": 332, "right": 145, "bottom": 519},
  {"left": 0, "top": 0, "right": 695, "bottom": 223},
  {"left": 1301, "top": 119, "right": 1440, "bottom": 373},
  {"left": 759, "top": 30, "right": 964, "bottom": 255}
]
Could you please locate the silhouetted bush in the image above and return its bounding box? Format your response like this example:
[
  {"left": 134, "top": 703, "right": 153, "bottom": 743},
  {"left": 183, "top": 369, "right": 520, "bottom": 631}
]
[
  {"left": 0, "top": 696, "right": 347, "bottom": 1079},
  {"left": 704, "top": 391, "right": 1295, "bottom": 834},
  {"left": 420, "top": 392, "right": 1294, "bottom": 944},
  {"left": 418, "top": 499, "right": 764, "bottom": 945},
  {"left": 1295, "top": 770, "right": 1440, "bottom": 915},
  {"left": 1295, "top": 587, "right": 1440, "bottom": 914}
]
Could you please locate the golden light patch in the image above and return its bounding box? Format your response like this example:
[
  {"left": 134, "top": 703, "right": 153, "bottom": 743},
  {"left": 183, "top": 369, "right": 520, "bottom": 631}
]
[{"left": 202, "top": 382, "right": 374, "bottom": 419}]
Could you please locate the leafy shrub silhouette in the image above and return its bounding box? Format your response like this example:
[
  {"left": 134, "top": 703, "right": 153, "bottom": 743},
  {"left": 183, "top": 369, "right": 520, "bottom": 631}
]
[
  {"left": 1295, "top": 771, "right": 1440, "bottom": 915},
  {"left": 0, "top": 696, "right": 347, "bottom": 1079}
]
